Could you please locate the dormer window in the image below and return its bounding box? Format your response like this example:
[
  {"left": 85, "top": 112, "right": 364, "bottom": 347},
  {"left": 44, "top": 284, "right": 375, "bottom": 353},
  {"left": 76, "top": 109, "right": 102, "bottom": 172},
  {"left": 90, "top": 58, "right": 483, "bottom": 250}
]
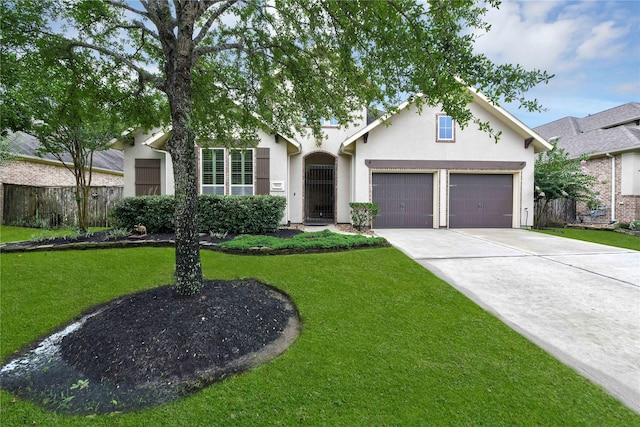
[
  {"left": 319, "top": 118, "right": 340, "bottom": 127},
  {"left": 436, "top": 114, "right": 455, "bottom": 142},
  {"left": 301, "top": 117, "right": 339, "bottom": 127}
]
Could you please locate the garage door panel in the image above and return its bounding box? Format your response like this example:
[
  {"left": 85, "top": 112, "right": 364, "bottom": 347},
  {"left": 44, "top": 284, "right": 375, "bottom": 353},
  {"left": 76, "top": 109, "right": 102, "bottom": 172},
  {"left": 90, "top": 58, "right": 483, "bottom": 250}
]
[
  {"left": 373, "top": 173, "right": 433, "bottom": 228},
  {"left": 449, "top": 174, "right": 513, "bottom": 228}
]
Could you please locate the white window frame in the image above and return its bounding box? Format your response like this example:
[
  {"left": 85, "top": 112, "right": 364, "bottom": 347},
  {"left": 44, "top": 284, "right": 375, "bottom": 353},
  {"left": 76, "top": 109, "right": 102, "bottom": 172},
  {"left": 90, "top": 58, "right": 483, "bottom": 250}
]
[
  {"left": 230, "top": 148, "right": 254, "bottom": 195},
  {"left": 436, "top": 114, "right": 455, "bottom": 142},
  {"left": 200, "top": 148, "right": 225, "bottom": 195}
]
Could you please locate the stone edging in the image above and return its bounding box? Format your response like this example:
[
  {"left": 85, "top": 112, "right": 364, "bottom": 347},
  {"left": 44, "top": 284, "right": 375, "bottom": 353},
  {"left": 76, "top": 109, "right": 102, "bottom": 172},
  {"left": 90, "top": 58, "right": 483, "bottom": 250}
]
[{"left": 0, "top": 238, "right": 389, "bottom": 255}]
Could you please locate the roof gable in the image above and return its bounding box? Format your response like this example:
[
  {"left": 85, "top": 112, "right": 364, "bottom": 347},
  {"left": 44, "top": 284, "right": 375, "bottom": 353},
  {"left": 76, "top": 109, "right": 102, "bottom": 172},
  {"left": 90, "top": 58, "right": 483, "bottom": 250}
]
[
  {"left": 114, "top": 128, "right": 302, "bottom": 154},
  {"left": 340, "top": 89, "right": 551, "bottom": 153},
  {"left": 534, "top": 116, "right": 580, "bottom": 140}
]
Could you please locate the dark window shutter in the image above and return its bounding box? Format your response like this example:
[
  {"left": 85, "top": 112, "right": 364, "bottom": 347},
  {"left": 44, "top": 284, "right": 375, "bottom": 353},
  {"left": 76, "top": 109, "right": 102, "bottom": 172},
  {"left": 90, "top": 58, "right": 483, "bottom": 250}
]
[
  {"left": 255, "top": 147, "right": 270, "bottom": 195},
  {"left": 135, "top": 159, "right": 161, "bottom": 196}
]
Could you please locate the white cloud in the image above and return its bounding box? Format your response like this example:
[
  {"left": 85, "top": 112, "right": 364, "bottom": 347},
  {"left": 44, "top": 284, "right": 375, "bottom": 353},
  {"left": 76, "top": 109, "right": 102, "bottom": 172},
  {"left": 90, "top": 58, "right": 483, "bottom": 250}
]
[
  {"left": 576, "top": 21, "right": 629, "bottom": 60},
  {"left": 473, "top": 1, "right": 581, "bottom": 71},
  {"left": 472, "top": 0, "right": 640, "bottom": 127},
  {"left": 473, "top": 0, "right": 632, "bottom": 72},
  {"left": 611, "top": 81, "right": 640, "bottom": 97}
]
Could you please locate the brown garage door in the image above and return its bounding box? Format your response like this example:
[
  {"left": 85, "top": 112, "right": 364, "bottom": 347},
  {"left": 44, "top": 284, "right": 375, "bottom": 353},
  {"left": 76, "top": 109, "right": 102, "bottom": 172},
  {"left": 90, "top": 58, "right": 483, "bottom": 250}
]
[
  {"left": 449, "top": 174, "right": 513, "bottom": 228},
  {"left": 372, "top": 173, "right": 433, "bottom": 228}
]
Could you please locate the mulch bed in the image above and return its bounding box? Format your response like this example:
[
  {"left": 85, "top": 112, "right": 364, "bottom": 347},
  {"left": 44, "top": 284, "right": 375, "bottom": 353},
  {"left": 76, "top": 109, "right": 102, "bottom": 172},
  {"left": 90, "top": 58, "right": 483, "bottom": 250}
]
[
  {"left": 0, "top": 228, "right": 303, "bottom": 253},
  {"left": 1, "top": 279, "right": 300, "bottom": 414}
]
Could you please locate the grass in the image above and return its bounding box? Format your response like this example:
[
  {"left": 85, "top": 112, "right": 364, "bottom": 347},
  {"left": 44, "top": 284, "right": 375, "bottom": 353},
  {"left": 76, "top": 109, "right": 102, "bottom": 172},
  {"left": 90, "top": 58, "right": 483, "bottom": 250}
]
[
  {"left": 0, "top": 226, "right": 108, "bottom": 244},
  {"left": 1, "top": 247, "right": 638, "bottom": 425},
  {"left": 534, "top": 227, "right": 640, "bottom": 251}
]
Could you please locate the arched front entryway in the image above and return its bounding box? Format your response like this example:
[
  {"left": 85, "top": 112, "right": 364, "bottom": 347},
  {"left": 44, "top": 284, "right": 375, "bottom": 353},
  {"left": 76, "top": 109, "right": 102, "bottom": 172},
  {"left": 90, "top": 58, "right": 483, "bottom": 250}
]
[{"left": 304, "top": 152, "right": 335, "bottom": 224}]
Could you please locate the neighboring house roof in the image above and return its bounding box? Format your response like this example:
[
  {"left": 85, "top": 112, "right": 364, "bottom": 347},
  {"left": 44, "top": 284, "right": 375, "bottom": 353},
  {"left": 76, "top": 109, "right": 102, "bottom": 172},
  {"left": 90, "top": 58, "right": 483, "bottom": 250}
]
[
  {"left": 534, "top": 102, "right": 640, "bottom": 158},
  {"left": 7, "top": 131, "right": 124, "bottom": 173},
  {"left": 579, "top": 102, "right": 640, "bottom": 132},
  {"left": 340, "top": 88, "right": 552, "bottom": 154},
  {"left": 535, "top": 102, "right": 640, "bottom": 139},
  {"left": 533, "top": 116, "right": 580, "bottom": 140},
  {"left": 545, "top": 126, "right": 640, "bottom": 158}
]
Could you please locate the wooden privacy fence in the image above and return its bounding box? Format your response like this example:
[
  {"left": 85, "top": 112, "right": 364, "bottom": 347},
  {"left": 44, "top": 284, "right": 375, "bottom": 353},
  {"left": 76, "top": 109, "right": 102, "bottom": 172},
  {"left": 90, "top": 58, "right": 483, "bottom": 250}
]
[
  {"left": 534, "top": 198, "right": 576, "bottom": 228},
  {"left": 3, "top": 184, "right": 123, "bottom": 228}
]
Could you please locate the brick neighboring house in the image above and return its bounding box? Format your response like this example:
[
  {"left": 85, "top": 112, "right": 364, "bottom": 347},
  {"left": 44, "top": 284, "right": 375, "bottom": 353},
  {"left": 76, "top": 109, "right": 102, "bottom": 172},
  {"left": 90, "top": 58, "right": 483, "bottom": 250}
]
[
  {"left": 534, "top": 103, "right": 640, "bottom": 224},
  {"left": 0, "top": 131, "right": 124, "bottom": 224}
]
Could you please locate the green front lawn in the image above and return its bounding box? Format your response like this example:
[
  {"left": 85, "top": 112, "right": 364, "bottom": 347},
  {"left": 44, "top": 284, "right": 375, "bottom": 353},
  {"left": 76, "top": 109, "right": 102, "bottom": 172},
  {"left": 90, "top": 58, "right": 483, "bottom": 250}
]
[
  {"left": 2, "top": 247, "right": 637, "bottom": 425},
  {"left": 535, "top": 227, "right": 640, "bottom": 251}
]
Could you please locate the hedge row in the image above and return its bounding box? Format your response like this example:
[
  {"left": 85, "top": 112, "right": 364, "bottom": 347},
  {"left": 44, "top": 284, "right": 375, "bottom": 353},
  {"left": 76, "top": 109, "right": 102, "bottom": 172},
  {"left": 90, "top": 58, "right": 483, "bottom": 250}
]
[{"left": 110, "top": 195, "right": 287, "bottom": 234}]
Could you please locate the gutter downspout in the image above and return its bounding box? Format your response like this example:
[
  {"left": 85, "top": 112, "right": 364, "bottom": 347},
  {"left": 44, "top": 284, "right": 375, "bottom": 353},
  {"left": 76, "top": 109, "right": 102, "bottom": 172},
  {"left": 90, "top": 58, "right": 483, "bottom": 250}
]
[
  {"left": 287, "top": 151, "right": 291, "bottom": 223},
  {"left": 338, "top": 142, "right": 355, "bottom": 206},
  {"left": 287, "top": 140, "right": 302, "bottom": 225},
  {"left": 150, "top": 147, "right": 172, "bottom": 195},
  {"left": 606, "top": 153, "right": 616, "bottom": 223}
]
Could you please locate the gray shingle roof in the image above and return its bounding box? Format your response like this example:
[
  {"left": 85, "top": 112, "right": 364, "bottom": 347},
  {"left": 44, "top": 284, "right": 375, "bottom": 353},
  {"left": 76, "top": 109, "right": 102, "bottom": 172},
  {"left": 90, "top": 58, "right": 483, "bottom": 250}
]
[
  {"left": 579, "top": 102, "right": 640, "bottom": 132},
  {"left": 533, "top": 102, "right": 640, "bottom": 157},
  {"left": 534, "top": 116, "right": 580, "bottom": 140},
  {"left": 547, "top": 126, "right": 640, "bottom": 158},
  {"left": 7, "top": 131, "right": 124, "bottom": 173}
]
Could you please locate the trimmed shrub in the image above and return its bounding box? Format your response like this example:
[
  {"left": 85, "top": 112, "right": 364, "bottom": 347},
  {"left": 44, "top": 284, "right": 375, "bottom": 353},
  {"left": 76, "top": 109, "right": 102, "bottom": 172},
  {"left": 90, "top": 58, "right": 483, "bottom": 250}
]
[
  {"left": 110, "top": 196, "right": 175, "bottom": 233},
  {"left": 349, "top": 202, "right": 379, "bottom": 230},
  {"left": 198, "top": 195, "right": 286, "bottom": 234},
  {"left": 111, "top": 195, "right": 286, "bottom": 234},
  {"left": 219, "top": 229, "right": 387, "bottom": 251},
  {"left": 142, "top": 196, "right": 176, "bottom": 233}
]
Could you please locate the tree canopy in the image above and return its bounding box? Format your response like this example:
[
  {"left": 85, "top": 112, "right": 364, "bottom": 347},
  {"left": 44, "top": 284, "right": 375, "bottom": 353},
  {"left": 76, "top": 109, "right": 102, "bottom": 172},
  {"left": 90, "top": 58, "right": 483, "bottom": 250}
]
[
  {"left": 1, "top": 0, "right": 553, "bottom": 295},
  {"left": 1, "top": 3, "right": 165, "bottom": 231},
  {"left": 534, "top": 143, "right": 598, "bottom": 228}
]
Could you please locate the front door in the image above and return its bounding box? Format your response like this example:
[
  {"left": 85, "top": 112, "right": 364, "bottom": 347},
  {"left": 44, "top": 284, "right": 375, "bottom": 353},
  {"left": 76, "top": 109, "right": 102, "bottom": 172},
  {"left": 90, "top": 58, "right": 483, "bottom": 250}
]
[{"left": 304, "top": 154, "right": 335, "bottom": 224}]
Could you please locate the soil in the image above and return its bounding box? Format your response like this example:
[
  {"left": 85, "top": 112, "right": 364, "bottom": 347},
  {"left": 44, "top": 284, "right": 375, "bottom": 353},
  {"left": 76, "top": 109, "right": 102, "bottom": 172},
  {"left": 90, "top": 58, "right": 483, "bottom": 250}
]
[{"left": 1, "top": 279, "right": 300, "bottom": 414}]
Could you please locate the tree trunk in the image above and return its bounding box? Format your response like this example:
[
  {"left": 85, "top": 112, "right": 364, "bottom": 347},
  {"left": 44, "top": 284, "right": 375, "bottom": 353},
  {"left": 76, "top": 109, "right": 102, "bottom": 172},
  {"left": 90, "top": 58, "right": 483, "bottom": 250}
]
[
  {"left": 151, "top": 1, "right": 204, "bottom": 296},
  {"left": 74, "top": 146, "right": 89, "bottom": 233},
  {"left": 165, "top": 69, "right": 204, "bottom": 296},
  {"left": 76, "top": 183, "right": 89, "bottom": 233}
]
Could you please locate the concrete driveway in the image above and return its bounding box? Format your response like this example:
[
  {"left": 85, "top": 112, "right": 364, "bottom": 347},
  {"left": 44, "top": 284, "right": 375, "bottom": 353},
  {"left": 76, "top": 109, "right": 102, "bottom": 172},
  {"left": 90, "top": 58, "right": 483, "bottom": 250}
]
[{"left": 374, "top": 228, "right": 640, "bottom": 413}]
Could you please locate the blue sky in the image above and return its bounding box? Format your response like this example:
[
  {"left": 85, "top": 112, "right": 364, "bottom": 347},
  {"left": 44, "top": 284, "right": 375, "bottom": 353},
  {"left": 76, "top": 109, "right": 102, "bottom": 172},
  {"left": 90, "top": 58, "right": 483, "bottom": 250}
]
[{"left": 474, "top": 0, "right": 640, "bottom": 128}]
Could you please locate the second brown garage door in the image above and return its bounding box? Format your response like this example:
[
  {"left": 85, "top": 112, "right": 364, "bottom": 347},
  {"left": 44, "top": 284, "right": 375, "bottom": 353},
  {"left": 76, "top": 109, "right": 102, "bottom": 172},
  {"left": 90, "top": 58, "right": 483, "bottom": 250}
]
[
  {"left": 449, "top": 174, "right": 513, "bottom": 228},
  {"left": 372, "top": 173, "right": 433, "bottom": 228}
]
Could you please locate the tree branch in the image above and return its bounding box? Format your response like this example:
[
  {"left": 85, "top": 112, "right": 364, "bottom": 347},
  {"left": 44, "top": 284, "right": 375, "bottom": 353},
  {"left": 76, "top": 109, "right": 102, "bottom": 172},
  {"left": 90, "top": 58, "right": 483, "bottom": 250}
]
[
  {"left": 67, "top": 40, "right": 164, "bottom": 89},
  {"left": 193, "top": 42, "right": 244, "bottom": 60},
  {"left": 193, "top": 0, "right": 239, "bottom": 47},
  {"left": 129, "top": 20, "right": 161, "bottom": 41},
  {"left": 104, "top": 0, "right": 150, "bottom": 18},
  {"left": 141, "top": 0, "right": 177, "bottom": 44}
]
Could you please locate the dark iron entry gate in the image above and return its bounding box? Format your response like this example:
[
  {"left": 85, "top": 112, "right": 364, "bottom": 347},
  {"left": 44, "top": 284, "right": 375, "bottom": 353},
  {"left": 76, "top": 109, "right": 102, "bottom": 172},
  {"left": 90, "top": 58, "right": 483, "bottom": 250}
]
[{"left": 305, "top": 164, "right": 335, "bottom": 224}]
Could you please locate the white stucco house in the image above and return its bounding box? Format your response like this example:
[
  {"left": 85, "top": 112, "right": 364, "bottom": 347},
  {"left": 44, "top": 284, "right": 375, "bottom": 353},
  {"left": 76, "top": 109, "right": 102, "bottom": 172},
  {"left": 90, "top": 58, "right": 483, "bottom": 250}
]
[{"left": 111, "top": 90, "right": 551, "bottom": 229}]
